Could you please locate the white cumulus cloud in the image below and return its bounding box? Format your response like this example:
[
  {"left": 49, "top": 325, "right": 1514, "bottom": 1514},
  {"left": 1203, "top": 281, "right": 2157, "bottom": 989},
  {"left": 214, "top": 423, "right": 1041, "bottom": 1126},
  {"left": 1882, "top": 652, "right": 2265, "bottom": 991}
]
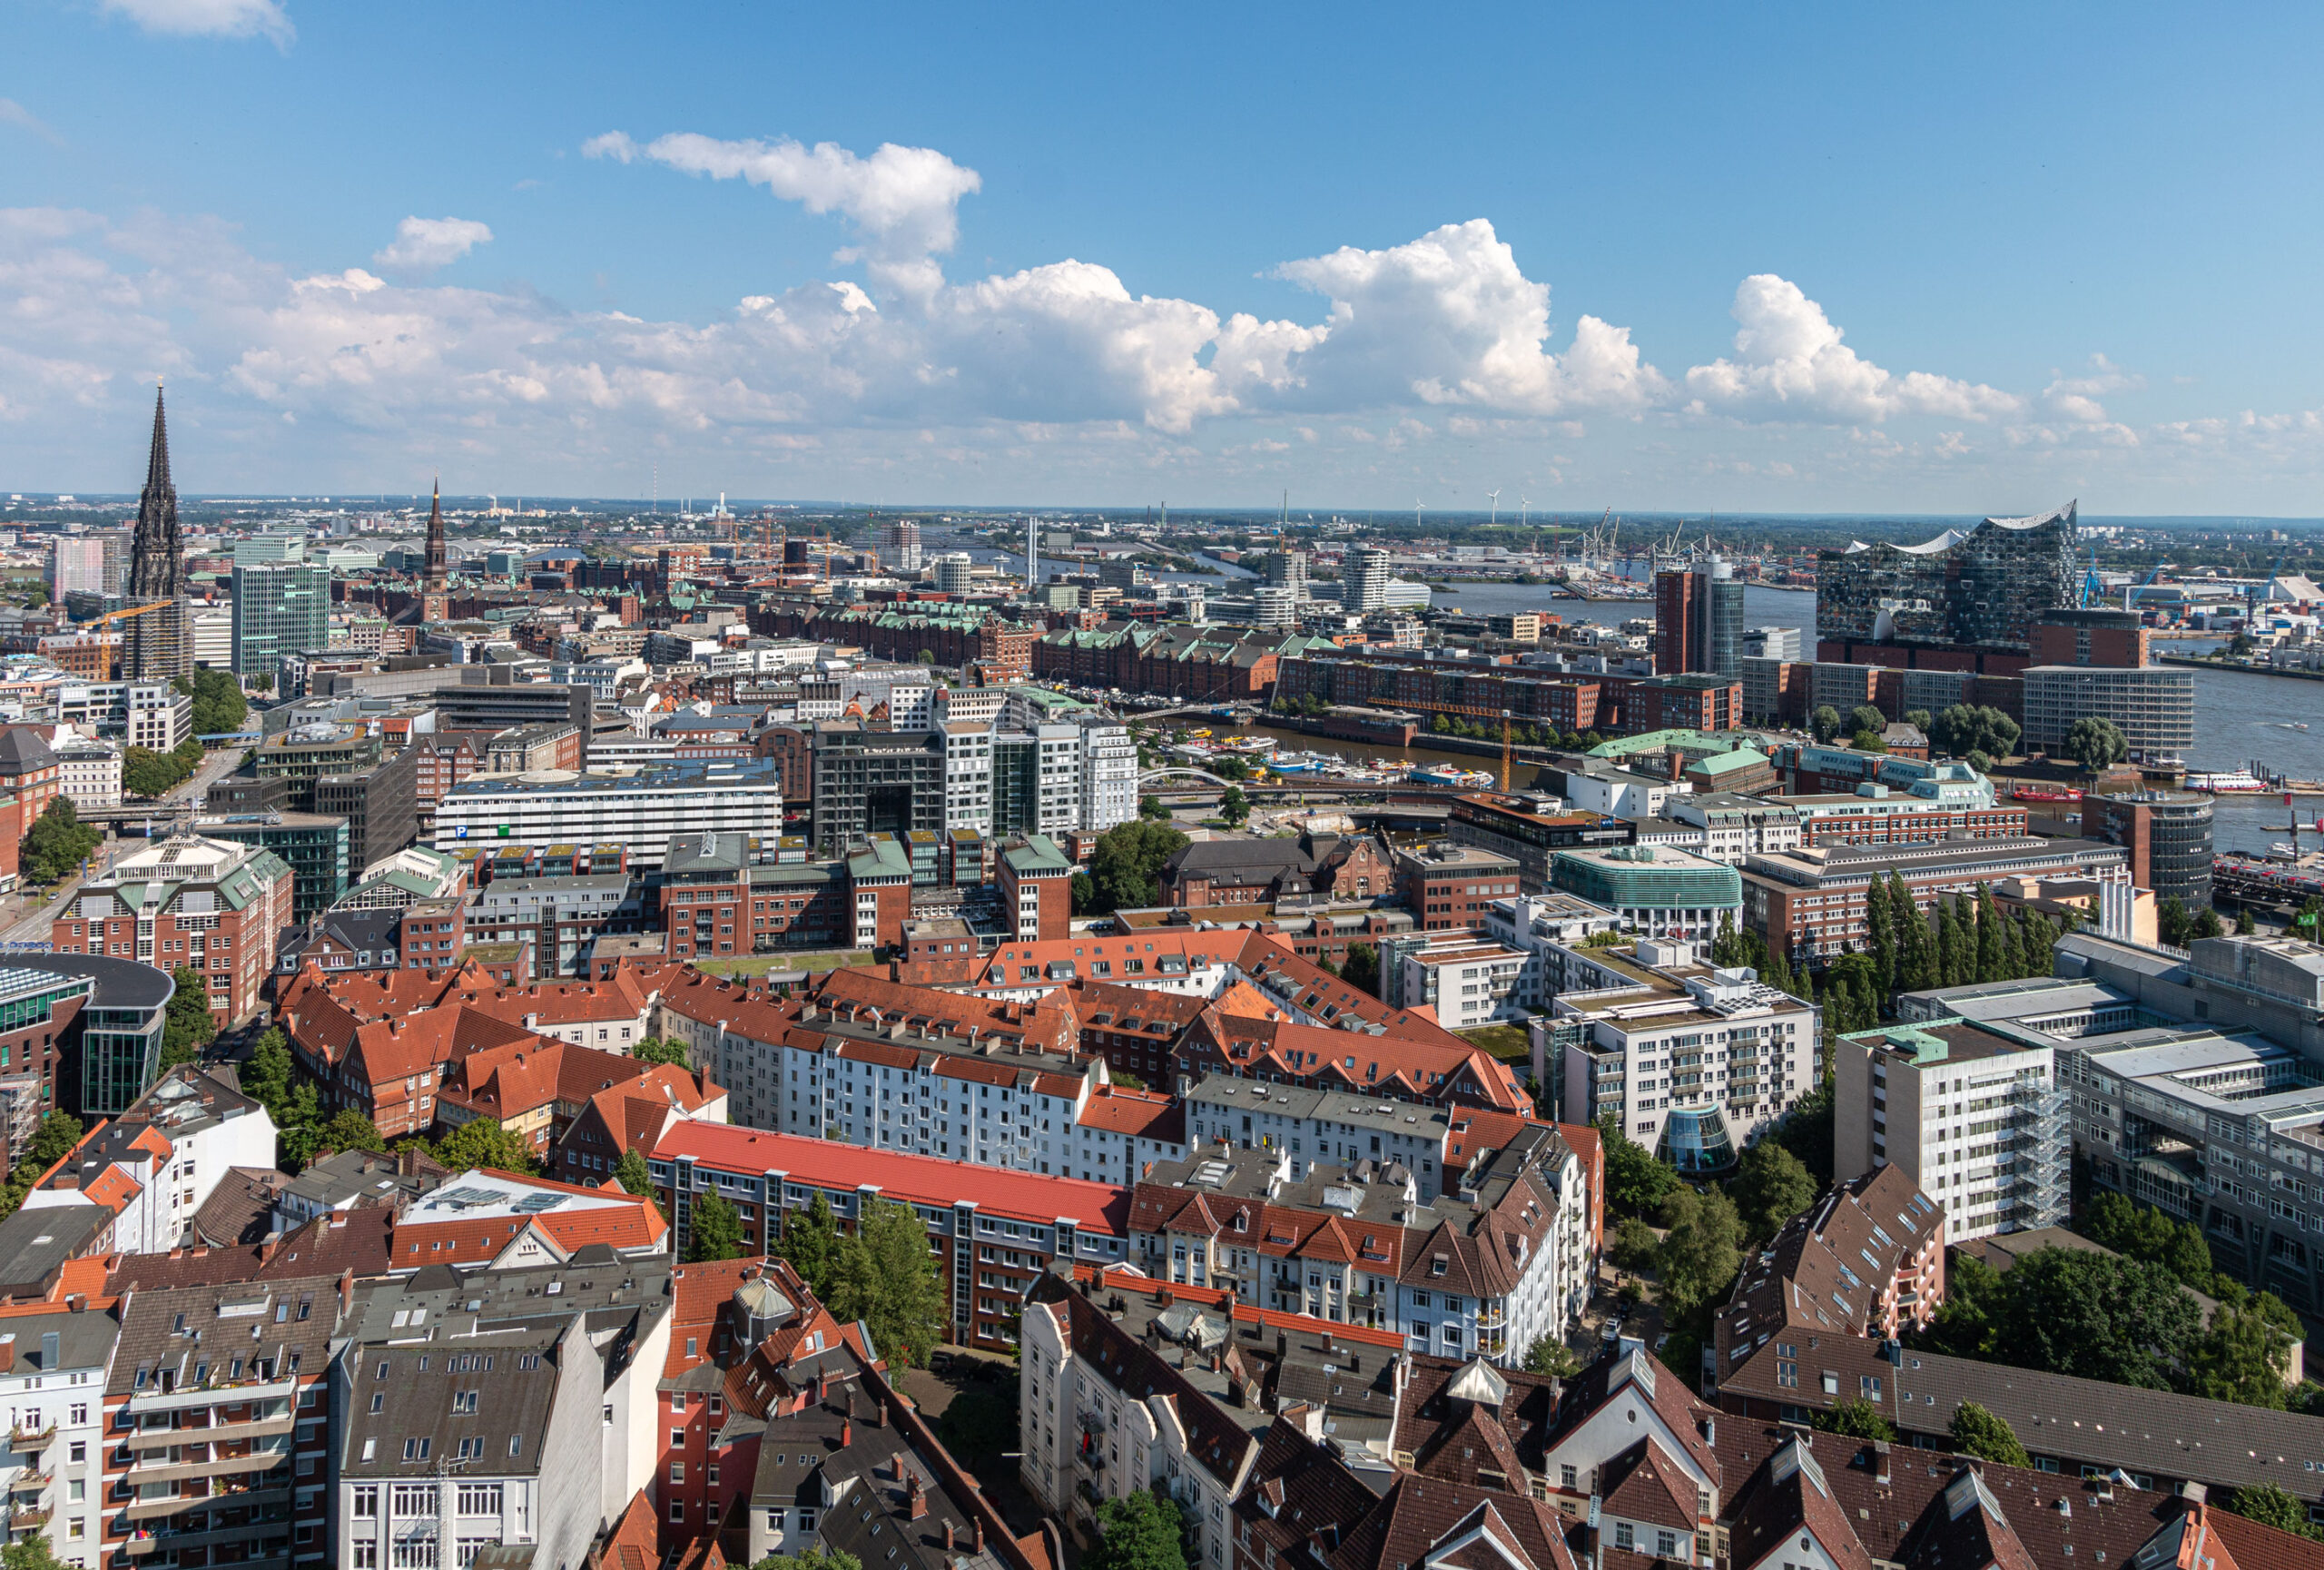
[
  {"left": 0, "top": 100, "right": 61, "bottom": 146},
  {"left": 371, "top": 216, "right": 494, "bottom": 275},
  {"left": 1273, "top": 220, "right": 1666, "bottom": 415},
  {"left": 100, "top": 0, "right": 292, "bottom": 47},
  {"left": 589, "top": 131, "right": 980, "bottom": 296},
  {"left": 1685, "top": 274, "right": 2020, "bottom": 423}
]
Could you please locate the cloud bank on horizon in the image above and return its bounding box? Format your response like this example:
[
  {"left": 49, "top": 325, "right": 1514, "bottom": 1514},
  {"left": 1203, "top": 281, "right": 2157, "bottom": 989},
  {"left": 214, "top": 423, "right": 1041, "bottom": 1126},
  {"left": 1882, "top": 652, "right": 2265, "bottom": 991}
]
[{"left": 2, "top": 116, "right": 2319, "bottom": 501}]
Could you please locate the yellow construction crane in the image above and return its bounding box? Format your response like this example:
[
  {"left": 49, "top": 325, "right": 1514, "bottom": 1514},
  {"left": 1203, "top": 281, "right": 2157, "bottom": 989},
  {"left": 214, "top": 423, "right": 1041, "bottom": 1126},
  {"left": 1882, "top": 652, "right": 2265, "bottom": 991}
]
[
  {"left": 1436, "top": 702, "right": 1518, "bottom": 792},
  {"left": 78, "top": 599, "right": 177, "bottom": 631}
]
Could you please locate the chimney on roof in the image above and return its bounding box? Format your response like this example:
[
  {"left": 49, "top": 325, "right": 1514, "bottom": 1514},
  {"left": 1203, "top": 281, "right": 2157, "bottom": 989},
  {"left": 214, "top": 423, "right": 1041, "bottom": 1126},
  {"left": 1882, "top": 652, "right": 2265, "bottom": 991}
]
[
  {"left": 970, "top": 1522, "right": 983, "bottom": 1553},
  {"left": 1872, "top": 1440, "right": 1890, "bottom": 1486},
  {"left": 944, "top": 1522, "right": 957, "bottom": 1551},
  {"left": 0, "top": 1338, "right": 15, "bottom": 1374},
  {"left": 841, "top": 1417, "right": 852, "bottom": 1448},
  {"left": 907, "top": 1472, "right": 927, "bottom": 1520}
]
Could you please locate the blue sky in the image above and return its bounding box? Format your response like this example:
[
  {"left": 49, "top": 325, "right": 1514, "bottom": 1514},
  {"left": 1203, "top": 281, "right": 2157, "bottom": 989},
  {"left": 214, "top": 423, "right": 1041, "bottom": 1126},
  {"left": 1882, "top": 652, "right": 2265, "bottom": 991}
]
[{"left": 5, "top": 1, "right": 2323, "bottom": 512}]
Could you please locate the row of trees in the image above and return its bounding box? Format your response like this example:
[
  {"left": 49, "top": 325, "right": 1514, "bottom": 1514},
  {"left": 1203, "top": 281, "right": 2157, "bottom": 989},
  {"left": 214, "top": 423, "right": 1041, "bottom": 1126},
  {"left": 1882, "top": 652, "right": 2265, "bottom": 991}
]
[
  {"left": 123, "top": 737, "right": 210, "bottom": 800},
  {"left": 1426, "top": 713, "right": 1602, "bottom": 751},
  {"left": 1074, "top": 820, "right": 1190, "bottom": 914},
  {"left": 175, "top": 669, "right": 248, "bottom": 738}
]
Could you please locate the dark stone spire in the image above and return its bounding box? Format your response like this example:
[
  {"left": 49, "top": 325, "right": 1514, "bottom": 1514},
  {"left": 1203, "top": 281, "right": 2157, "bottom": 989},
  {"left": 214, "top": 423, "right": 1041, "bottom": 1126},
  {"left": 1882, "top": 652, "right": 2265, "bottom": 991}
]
[
  {"left": 424, "top": 477, "right": 448, "bottom": 592},
  {"left": 127, "top": 382, "right": 182, "bottom": 600}
]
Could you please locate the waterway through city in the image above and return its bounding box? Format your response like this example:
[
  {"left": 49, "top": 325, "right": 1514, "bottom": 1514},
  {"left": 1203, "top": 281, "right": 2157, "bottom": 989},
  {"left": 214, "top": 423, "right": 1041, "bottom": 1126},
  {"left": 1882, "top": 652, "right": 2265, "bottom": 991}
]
[{"left": 927, "top": 531, "right": 2324, "bottom": 854}]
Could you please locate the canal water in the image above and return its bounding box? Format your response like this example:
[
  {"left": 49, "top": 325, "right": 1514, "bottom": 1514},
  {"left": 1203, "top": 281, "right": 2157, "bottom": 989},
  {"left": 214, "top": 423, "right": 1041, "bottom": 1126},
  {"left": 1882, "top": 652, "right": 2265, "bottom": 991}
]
[{"left": 928, "top": 530, "right": 2322, "bottom": 849}]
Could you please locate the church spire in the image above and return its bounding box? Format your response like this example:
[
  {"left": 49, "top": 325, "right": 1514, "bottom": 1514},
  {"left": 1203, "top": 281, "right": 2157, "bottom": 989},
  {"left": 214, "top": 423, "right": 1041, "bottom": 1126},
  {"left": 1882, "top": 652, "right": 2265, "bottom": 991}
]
[
  {"left": 126, "top": 382, "right": 182, "bottom": 601},
  {"left": 424, "top": 476, "right": 448, "bottom": 593}
]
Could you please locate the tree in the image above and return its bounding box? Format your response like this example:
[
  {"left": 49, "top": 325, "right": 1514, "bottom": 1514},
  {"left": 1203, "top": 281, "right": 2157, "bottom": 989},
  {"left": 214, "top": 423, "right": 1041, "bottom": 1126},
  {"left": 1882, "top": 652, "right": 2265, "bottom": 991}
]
[
  {"left": 2192, "top": 905, "right": 2225, "bottom": 941},
  {"left": 631, "top": 1036, "right": 690, "bottom": 1068},
  {"left": 686, "top": 1191, "right": 745, "bottom": 1261},
  {"left": 2188, "top": 1289, "right": 2301, "bottom": 1408},
  {"left": 751, "top": 1550, "right": 867, "bottom": 1570},
  {"left": 160, "top": 964, "right": 218, "bottom": 1072},
  {"left": 1929, "top": 705, "right": 2021, "bottom": 761},
  {"left": 312, "top": 1109, "right": 386, "bottom": 1157},
  {"left": 774, "top": 1191, "right": 842, "bottom": 1298},
  {"left": 613, "top": 1150, "right": 662, "bottom": 1217},
  {"left": 3, "top": 1534, "right": 74, "bottom": 1570},
  {"left": 1655, "top": 1185, "right": 1742, "bottom": 1318},
  {"left": 1138, "top": 795, "right": 1172, "bottom": 822},
  {"left": 1851, "top": 730, "right": 1886, "bottom": 753},
  {"left": 1211, "top": 753, "right": 1249, "bottom": 782},
  {"left": 1772, "top": 1065, "right": 1836, "bottom": 1185},
  {"left": 1609, "top": 1215, "right": 1659, "bottom": 1271},
  {"left": 1070, "top": 872, "right": 1099, "bottom": 915},
  {"left": 432, "top": 1117, "right": 538, "bottom": 1175},
  {"left": 1522, "top": 1335, "right": 1581, "bottom": 1377},
  {"left": 175, "top": 669, "right": 248, "bottom": 738},
  {"left": 2064, "top": 716, "right": 2129, "bottom": 774},
  {"left": 1339, "top": 942, "right": 1381, "bottom": 997},
  {"left": 249, "top": 671, "right": 274, "bottom": 694},
  {"left": 1813, "top": 1397, "right": 1898, "bottom": 1442},
  {"left": 1810, "top": 706, "right": 1844, "bottom": 744},
  {"left": 19, "top": 797, "right": 99, "bottom": 884},
  {"left": 1905, "top": 709, "right": 1933, "bottom": 733},
  {"left": 1598, "top": 1116, "right": 1679, "bottom": 1217},
  {"left": 1728, "top": 1140, "right": 1817, "bottom": 1242},
  {"left": 1865, "top": 875, "right": 1896, "bottom": 997},
  {"left": 2237, "top": 906, "right": 2259, "bottom": 935},
  {"left": 1974, "top": 884, "right": 2007, "bottom": 983},
  {"left": 1892, "top": 872, "right": 1935, "bottom": 992},
  {"left": 830, "top": 1195, "right": 949, "bottom": 1368},
  {"left": 123, "top": 746, "right": 192, "bottom": 800},
  {"left": 1948, "top": 1402, "right": 2031, "bottom": 1466},
  {"left": 1848, "top": 705, "right": 1886, "bottom": 737},
  {"left": 1218, "top": 785, "right": 1249, "bottom": 826},
  {"left": 2221, "top": 1484, "right": 2323, "bottom": 1543},
  {"left": 274, "top": 1083, "right": 323, "bottom": 1168},
  {"left": 1088, "top": 820, "right": 1188, "bottom": 913},
  {"left": 915, "top": 649, "right": 937, "bottom": 666},
  {"left": 1985, "top": 1248, "right": 2201, "bottom": 1389},
  {"left": 1086, "top": 1490, "right": 1188, "bottom": 1570},
  {"left": 2158, "top": 897, "right": 2193, "bottom": 948},
  {"left": 240, "top": 1027, "right": 293, "bottom": 1116}
]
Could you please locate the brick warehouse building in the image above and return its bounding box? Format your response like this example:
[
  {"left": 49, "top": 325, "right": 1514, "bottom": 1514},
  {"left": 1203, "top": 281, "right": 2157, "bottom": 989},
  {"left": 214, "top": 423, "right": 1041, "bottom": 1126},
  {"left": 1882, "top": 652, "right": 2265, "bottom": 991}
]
[
  {"left": 648, "top": 1124, "right": 1130, "bottom": 1352},
  {"left": 50, "top": 833, "right": 291, "bottom": 1028}
]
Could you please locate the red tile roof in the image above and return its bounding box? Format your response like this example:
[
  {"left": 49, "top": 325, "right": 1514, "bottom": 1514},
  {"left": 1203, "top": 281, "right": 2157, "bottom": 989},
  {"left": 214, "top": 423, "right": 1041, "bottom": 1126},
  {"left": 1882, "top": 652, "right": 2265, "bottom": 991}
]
[{"left": 652, "top": 1124, "right": 1130, "bottom": 1236}]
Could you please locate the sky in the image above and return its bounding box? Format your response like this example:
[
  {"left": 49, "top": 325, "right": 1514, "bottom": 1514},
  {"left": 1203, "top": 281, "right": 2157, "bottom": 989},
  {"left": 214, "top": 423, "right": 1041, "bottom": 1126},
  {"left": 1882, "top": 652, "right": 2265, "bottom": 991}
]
[{"left": 5, "top": 2, "right": 2324, "bottom": 514}]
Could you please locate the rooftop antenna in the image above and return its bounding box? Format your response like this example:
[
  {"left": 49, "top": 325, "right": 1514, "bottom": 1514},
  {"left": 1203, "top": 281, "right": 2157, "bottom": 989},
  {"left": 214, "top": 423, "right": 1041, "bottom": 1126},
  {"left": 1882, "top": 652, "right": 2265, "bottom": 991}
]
[{"left": 1485, "top": 489, "right": 1502, "bottom": 528}]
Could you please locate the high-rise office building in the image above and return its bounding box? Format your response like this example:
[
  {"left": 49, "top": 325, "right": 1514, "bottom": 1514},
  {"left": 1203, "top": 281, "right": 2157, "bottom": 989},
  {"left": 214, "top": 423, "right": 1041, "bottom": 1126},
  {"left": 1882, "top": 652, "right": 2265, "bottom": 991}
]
[
  {"left": 887, "top": 517, "right": 923, "bottom": 574},
  {"left": 1346, "top": 548, "right": 1394, "bottom": 612},
  {"left": 932, "top": 553, "right": 975, "bottom": 596},
  {"left": 1261, "top": 548, "right": 1308, "bottom": 600},
  {"left": 49, "top": 538, "right": 103, "bottom": 600},
  {"left": 1654, "top": 556, "right": 1745, "bottom": 676},
  {"left": 231, "top": 560, "right": 329, "bottom": 677}
]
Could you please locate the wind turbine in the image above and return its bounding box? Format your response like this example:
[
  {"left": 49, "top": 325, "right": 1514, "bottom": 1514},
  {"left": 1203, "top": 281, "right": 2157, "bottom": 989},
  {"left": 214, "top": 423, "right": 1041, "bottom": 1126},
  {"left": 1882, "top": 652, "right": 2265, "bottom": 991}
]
[
  {"left": 1414, "top": 499, "right": 1425, "bottom": 530},
  {"left": 1486, "top": 489, "right": 1502, "bottom": 528}
]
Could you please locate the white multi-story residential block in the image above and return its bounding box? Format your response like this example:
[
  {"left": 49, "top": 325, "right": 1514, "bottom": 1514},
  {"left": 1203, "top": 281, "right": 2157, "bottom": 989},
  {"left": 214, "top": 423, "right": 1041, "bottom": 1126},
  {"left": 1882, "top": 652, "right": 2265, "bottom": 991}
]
[
  {"left": 1540, "top": 939, "right": 1818, "bottom": 1175},
  {"left": 942, "top": 720, "right": 994, "bottom": 834},
  {"left": 51, "top": 736, "right": 121, "bottom": 811},
  {"left": 433, "top": 759, "right": 783, "bottom": 871},
  {"left": 123, "top": 681, "right": 190, "bottom": 751},
  {"left": 1079, "top": 717, "right": 1137, "bottom": 831},
  {"left": 1134, "top": 1120, "right": 1595, "bottom": 1361},
  {"left": 0, "top": 1308, "right": 112, "bottom": 1568},
  {"left": 1400, "top": 937, "right": 1532, "bottom": 1027}
]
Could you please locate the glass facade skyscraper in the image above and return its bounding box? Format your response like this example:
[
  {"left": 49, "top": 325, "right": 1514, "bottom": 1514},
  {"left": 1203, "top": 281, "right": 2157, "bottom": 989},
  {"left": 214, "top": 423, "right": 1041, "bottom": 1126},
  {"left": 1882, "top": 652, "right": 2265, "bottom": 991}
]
[{"left": 231, "top": 560, "right": 329, "bottom": 677}]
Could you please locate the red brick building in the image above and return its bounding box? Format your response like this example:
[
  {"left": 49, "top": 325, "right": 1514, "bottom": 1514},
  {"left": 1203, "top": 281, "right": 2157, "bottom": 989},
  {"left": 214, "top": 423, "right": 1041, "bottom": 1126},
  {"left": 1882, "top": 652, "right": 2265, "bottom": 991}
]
[
  {"left": 997, "top": 835, "right": 1074, "bottom": 943},
  {"left": 49, "top": 833, "right": 291, "bottom": 1026}
]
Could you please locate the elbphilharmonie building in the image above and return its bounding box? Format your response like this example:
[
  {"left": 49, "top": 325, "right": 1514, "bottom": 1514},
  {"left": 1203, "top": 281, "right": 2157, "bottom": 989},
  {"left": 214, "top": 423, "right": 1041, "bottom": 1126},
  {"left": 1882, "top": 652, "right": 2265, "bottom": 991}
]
[{"left": 1816, "top": 500, "right": 2080, "bottom": 654}]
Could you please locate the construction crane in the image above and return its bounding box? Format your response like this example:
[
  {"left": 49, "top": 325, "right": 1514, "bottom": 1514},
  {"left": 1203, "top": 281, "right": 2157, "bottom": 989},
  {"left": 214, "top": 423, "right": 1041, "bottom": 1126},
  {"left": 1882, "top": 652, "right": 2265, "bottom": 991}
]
[
  {"left": 77, "top": 599, "right": 176, "bottom": 631},
  {"left": 2124, "top": 563, "right": 2174, "bottom": 615},
  {"left": 2079, "top": 544, "right": 2104, "bottom": 608},
  {"left": 1437, "top": 702, "right": 1519, "bottom": 792}
]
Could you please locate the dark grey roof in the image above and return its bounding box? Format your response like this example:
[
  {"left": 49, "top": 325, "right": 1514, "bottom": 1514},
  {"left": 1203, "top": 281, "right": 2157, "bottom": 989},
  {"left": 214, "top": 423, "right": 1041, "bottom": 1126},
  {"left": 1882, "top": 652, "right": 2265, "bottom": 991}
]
[
  {"left": 0, "top": 1206, "right": 110, "bottom": 1298},
  {"left": 1165, "top": 838, "right": 1317, "bottom": 876},
  {"left": 339, "top": 1323, "right": 566, "bottom": 1478},
  {"left": 0, "top": 727, "right": 59, "bottom": 775},
  {"left": 0, "top": 953, "right": 172, "bottom": 1011},
  {"left": 106, "top": 1272, "right": 343, "bottom": 1397}
]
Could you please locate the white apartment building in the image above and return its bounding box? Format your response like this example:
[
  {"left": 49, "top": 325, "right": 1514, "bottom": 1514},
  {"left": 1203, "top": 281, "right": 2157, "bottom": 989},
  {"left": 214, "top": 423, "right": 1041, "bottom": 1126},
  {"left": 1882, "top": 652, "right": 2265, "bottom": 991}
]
[
  {"left": 190, "top": 605, "right": 233, "bottom": 668},
  {"left": 432, "top": 760, "right": 784, "bottom": 871},
  {"left": 652, "top": 991, "right": 1186, "bottom": 1180},
  {"left": 1182, "top": 1079, "right": 1455, "bottom": 1198},
  {"left": 547, "top": 655, "right": 650, "bottom": 700},
  {"left": 49, "top": 537, "right": 104, "bottom": 599},
  {"left": 0, "top": 1309, "right": 111, "bottom": 1568},
  {"left": 1833, "top": 1016, "right": 2066, "bottom": 1240},
  {"left": 1565, "top": 767, "right": 1683, "bottom": 822},
  {"left": 1079, "top": 718, "right": 1137, "bottom": 832},
  {"left": 25, "top": 1064, "right": 278, "bottom": 1257},
  {"left": 52, "top": 736, "right": 121, "bottom": 811},
  {"left": 1664, "top": 793, "right": 1804, "bottom": 864},
  {"left": 943, "top": 720, "right": 994, "bottom": 833},
  {"left": 1135, "top": 1121, "right": 1596, "bottom": 1361},
  {"left": 1541, "top": 941, "right": 1818, "bottom": 1174},
  {"left": 932, "top": 686, "right": 1008, "bottom": 726},
  {"left": 1019, "top": 1281, "right": 1256, "bottom": 1570},
  {"left": 1400, "top": 937, "right": 1532, "bottom": 1027},
  {"left": 124, "top": 682, "right": 190, "bottom": 750}
]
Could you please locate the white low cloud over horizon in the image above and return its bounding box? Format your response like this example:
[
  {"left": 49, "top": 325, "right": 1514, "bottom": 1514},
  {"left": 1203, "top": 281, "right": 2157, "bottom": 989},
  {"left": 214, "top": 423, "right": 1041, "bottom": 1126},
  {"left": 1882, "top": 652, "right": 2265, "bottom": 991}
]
[{"left": 3, "top": 128, "right": 2322, "bottom": 507}]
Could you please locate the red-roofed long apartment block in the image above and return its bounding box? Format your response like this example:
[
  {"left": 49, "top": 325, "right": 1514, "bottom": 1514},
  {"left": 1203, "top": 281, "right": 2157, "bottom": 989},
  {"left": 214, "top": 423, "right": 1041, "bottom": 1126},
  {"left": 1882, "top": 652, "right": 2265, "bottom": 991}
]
[{"left": 649, "top": 1122, "right": 1130, "bottom": 1353}]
